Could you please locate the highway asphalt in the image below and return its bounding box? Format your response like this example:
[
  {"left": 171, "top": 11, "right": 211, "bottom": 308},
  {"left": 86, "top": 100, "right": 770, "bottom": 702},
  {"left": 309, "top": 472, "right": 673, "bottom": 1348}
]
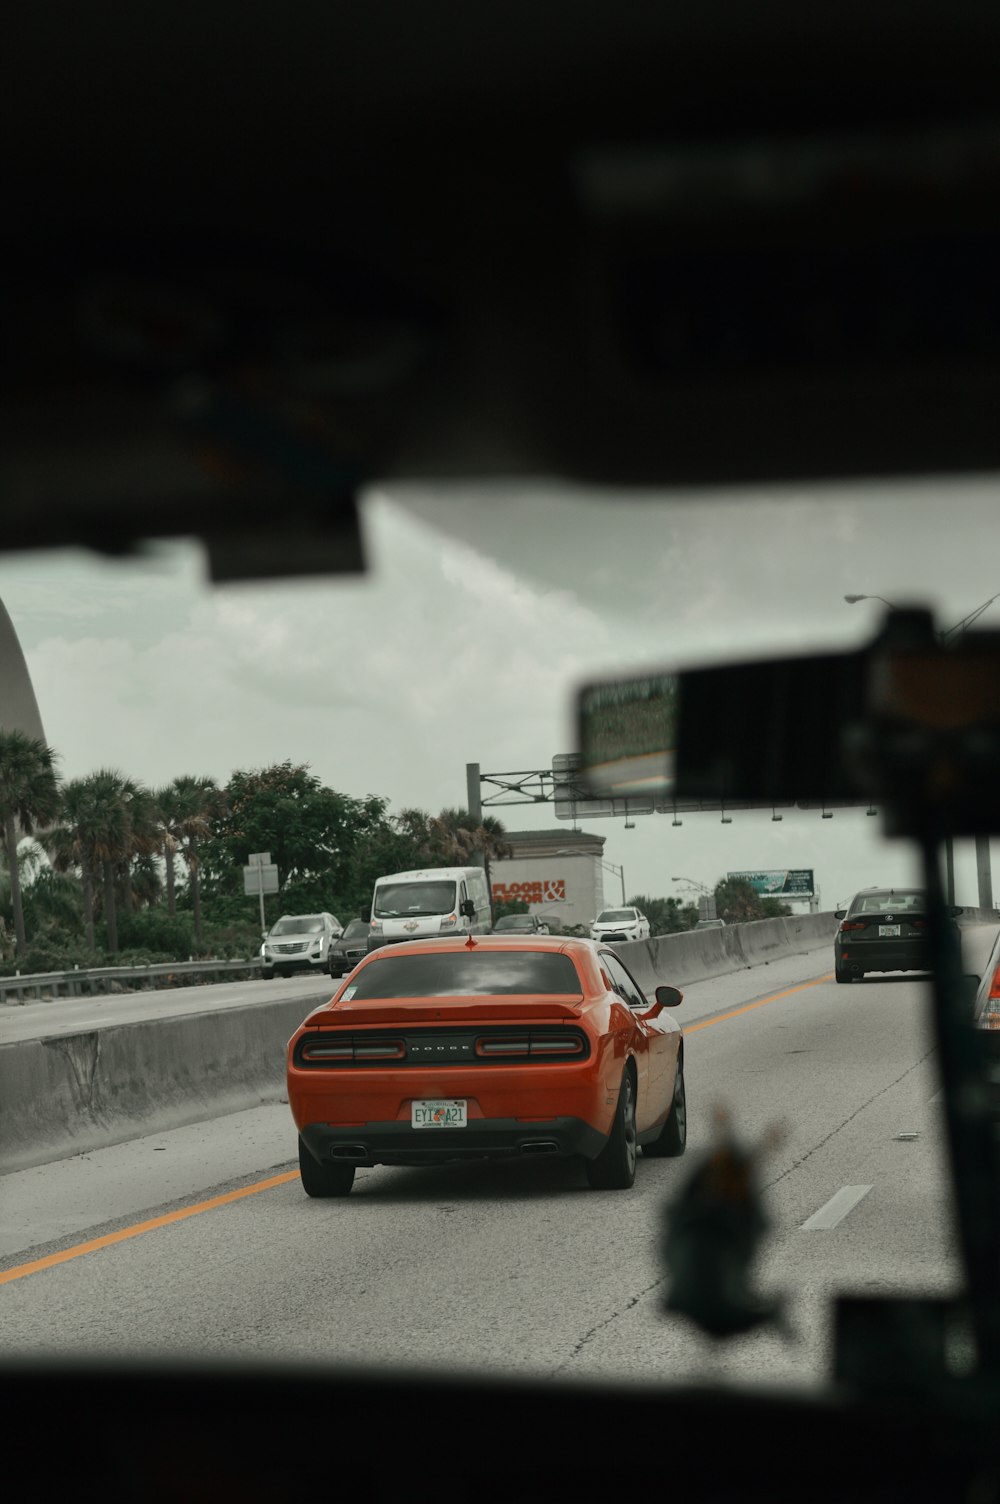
[{"left": 2, "top": 926, "right": 997, "bottom": 1390}]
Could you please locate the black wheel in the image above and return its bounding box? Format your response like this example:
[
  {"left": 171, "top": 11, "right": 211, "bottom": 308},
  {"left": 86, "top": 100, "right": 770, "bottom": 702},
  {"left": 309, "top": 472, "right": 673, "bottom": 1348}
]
[
  {"left": 835, "top": 966, "right": 850, "bottom": 985},
  {"left": 261, "top": 968, "right": 275, "bottom": 981},
  {"left": 587, "top": 1067, "right": 638, "bottom": 1190},
  {"left": 644, "top": 1056, "right": 687, "bottom": 1158},
  {"left": 298, "top": 1137, "right": 355, "bottom": 1198}
]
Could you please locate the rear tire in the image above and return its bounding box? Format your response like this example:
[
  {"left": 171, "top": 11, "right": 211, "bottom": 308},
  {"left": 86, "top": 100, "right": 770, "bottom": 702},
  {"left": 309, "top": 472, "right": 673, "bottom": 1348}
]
[
  {"left": 261, "top": 968, "right": 274, "bottom": 981},
  {"left": 587, "top": 1068, "right": 638, "bottom": 1190},
  {"left": 835, "top": 965, "right": 850, "bottom": 984},
  {"left": 298, "top": 1138, "right": 356, "bottom": 1198},
  {"left": 644, "top": 1057, "right": 687, "bottom": 1157}
]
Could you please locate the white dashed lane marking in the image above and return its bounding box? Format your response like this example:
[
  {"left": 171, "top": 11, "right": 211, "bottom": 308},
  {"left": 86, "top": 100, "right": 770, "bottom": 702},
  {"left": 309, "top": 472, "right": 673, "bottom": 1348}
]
[{"left": 801, "top": 1184, "right": 874, "bottom": 1231}]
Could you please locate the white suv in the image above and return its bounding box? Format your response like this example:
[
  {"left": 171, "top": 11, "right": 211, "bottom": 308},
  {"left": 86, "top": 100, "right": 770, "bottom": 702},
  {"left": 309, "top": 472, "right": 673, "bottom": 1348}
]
[
  {"left": 261, "top": 912, "right": 343, "bottom": 978},
  {"left": 590, "top": 907, "right": 651, "bottom": 943}
]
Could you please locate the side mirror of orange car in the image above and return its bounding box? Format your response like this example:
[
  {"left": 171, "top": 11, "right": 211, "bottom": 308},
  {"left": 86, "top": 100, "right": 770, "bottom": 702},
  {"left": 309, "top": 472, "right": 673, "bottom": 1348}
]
[{"left": 655, "top": 985, "right": 683, "bottom": 1008}]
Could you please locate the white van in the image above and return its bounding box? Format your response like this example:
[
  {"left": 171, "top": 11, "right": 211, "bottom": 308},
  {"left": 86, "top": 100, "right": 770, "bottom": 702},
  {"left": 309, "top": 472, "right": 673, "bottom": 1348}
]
[{"left": 366, "top": 866, "right": 492, "bottom": 951}]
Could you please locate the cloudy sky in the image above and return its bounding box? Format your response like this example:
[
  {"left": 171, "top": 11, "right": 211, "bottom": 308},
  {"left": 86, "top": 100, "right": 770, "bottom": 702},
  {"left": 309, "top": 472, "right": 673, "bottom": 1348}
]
[{"left": 1, "top": 478, "right": 999, "bottom": 913}]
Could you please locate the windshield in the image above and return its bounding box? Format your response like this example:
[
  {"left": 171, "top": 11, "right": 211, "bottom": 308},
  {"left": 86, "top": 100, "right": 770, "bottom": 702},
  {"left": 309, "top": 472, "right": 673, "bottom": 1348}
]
[
  {"left": 374, "top": 881, "right": 457, "bottom": 917},
  {"left": 494, "top": 915, "right": 534, "bottom": 930},
  {"left": 2, "top": 484, "right": 999, "bottom": 1397},
  {"left": 850, "top": 890, "right": 926, "bottom": 913},
  {"left": 271, "top": 916, "right": 324, "bottom": 935},
  {"left": 346, "top": 950, "right": 583, "bottom": 998},
  {"left": 341, "top": 920, "right": 370, "bottom": 939}
]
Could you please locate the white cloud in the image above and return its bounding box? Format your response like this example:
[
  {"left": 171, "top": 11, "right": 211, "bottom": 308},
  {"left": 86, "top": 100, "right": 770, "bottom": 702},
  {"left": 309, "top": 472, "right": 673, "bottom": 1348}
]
[{"left": 4, "top": 481, "right": 1000, "bottom": 910}]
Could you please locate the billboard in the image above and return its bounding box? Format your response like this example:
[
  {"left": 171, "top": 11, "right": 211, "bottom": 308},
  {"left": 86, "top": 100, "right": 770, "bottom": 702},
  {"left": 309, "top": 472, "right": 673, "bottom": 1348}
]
[{"left": 727, "top": 869, "right": 815, "bottom": 899}]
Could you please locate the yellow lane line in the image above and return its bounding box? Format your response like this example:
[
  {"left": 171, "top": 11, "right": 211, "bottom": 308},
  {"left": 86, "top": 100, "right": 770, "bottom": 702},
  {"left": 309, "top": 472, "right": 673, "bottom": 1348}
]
[
  {"left": 0, "top": 1170, "right": 298, "bottom": 1287},
  {"left": 2, "top": 972, "right": 834, "bottom": 1287},
  {"left": 684, "top": 973, "right": 833, "bottom": 1034}
]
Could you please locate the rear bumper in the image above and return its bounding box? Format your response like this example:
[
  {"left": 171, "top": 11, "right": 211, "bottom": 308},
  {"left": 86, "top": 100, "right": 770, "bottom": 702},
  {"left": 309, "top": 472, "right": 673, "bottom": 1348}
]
[
  {"left": 300, "top": 1117, "right": 606, "bottom": 1166},
  {"left": 835, "top": 941, "right": 931, "bottom": 974}
]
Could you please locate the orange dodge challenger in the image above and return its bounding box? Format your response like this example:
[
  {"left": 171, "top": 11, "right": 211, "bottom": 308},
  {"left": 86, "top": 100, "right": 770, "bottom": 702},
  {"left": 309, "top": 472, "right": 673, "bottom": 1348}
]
[{"left": 287, "top": 934, "right": 686, "bottom": 1197}]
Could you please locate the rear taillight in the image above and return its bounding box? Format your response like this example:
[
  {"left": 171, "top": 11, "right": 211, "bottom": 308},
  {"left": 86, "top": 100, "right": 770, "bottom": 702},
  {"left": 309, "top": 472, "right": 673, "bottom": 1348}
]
[
  {"left": 300, "top": 1039, "right": 404, "bottom": 1062},
  {"left": 839, "top": 921, "right": 866, "bottom": 933},
  {"left": 477, "top": 1038, "right": 530, "bottom": 1057},
  {"left": 301, "top": 1043, "right": 353, "bottom": 1061},
  {"left": 528, "top": 1037, "right": 584, "bottom": 1055},
  {"left": 353, "top": 1042, "right": 405, "bottom": 1060},
  {"left": 475, "top": 1035, "right": 585, "bottom": 1058}
]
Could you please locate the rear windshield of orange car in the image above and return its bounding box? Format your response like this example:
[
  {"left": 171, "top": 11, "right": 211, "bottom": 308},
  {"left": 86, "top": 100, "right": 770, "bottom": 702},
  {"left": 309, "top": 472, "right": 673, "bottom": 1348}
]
[{"left": 346, "top": 951, "right": 585, "bottom": 998}]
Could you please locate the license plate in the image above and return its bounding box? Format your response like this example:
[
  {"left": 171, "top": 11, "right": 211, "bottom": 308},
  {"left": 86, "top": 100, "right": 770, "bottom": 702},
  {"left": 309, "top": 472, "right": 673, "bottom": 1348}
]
[
  {"left": 411, "top": 1099, "right": 468, "bottom": 1130},
  {"left": 879, "top": 924, "right": 901, "bottom": 937}
]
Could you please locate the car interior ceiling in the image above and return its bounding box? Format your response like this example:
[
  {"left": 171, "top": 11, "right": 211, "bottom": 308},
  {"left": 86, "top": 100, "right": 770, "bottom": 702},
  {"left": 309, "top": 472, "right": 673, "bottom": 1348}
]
[{"left": 7, "top": 4, "right": 1000, "bottom": 1495}]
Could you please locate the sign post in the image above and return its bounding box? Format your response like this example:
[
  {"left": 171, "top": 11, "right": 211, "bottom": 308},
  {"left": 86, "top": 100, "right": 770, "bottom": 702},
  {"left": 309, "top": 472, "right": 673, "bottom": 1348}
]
[{"left": 243, "top": 852, "right": 279, "bottom": 933}]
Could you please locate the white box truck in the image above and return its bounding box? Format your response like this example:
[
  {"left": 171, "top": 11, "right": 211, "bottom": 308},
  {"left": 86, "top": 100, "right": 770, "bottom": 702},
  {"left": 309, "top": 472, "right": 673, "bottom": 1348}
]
[{"left": 364, "top": 866, "right": 492, "bottom": 952}]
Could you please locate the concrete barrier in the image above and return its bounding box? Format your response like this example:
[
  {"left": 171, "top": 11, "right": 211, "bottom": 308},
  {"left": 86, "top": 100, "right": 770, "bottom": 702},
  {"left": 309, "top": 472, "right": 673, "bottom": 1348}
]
[
  {"left": 4, "top": 909, "right": 993, "bottom": 1174},
  {"left": 615, "top": 911, "right": 839, "bottom": 990},
  {"left": 0, "top": 992, "right": 331, "bottom": 1175}
]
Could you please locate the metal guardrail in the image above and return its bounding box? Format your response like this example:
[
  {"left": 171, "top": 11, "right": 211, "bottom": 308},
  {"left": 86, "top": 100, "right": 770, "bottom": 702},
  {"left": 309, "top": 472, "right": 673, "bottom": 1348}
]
[{"left": 0, "top": 957, "right": 264, "bottom": 1004}]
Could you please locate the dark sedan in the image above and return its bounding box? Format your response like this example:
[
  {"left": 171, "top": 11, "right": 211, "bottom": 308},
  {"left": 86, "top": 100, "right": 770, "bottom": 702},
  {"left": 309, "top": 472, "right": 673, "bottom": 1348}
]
[
  {"left": 834, "top": 887, "right": 962, "bottom": 983},
  {"left": 492, "top": 913, "right": 550, "bottom": 935},
  {"left": 328, "top": 919, "right": 372, "bottom": 977}
]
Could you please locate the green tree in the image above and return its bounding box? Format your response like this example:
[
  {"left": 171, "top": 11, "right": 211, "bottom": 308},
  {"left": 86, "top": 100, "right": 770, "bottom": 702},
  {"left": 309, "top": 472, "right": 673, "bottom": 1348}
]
[
  {"left": 48, "top": 776, "right": 102, "bottom": 950},
  {"left": 199, "top": 762, "right": 400, "bottom": 925},
  {"left": 760, "top": 897, "right": 793, "bottom": 918},
  {"left": 84, "top": 769, "right": 135, "bottom": 954},
  {"left": 628, "top": 893, "right": 699, "bottom": 936},
  {"left": 168, "top": 775, "right": 226, "bottom": 943},
  {"left": 714, "top": 877, "right": 764, "bottom": 924},
  {"left": 117, "top": 781, "right": 160, "bottom": 915},
  {"left": 0, "top": 730, "right": 61, "bottom": 954}
]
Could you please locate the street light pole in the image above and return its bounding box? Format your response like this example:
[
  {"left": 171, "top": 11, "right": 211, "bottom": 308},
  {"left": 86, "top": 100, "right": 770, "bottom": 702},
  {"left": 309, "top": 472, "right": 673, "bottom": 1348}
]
[
  {"left": 844, "top": 593, "right": 1000, "bottom": 909},
  {"left": 554, "top": 849, "right": 626, "bottom": 905}
]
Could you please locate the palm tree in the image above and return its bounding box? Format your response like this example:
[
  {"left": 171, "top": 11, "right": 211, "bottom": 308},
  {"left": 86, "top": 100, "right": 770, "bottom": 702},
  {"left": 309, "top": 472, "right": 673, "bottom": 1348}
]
[
  {"left": 0, "top": 730, "right": 61, "bottom": 954},
  {"left": 170, "top": 775, "right": 225, "bottom": 943},
  {"left": 48, "top": 776, "right": 101, "bottom": 950},
  {"left": 117, "top": 781, "right": 159, "bottom": 914},
  {"left": 154, "top": 783, "right": 186, "bottom": 917},
  {"left": 426, "top": 808, "right": 511, "bottom": 899},
  {"left": 82, "top": 769, "right": 134, "bottom": 954}
]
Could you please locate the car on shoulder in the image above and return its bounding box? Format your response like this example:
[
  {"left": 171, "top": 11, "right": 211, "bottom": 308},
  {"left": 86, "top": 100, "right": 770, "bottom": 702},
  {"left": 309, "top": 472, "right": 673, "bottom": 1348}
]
[
  {"left": 328, "top": 918, "right": 372, "bottom": 977},
  {"left": 261, "top": 912, "right": 343, "bottom": 979},
  {"left": 492, "top": 913, "right": 550, "bottom": 935},
  {"left": 287, "top": 934, "right": 686, "bottom": 1197},
  {"left": 833, "top": 887, "right": 962, "bottom": 983},
  {"left": 590, "top": 906, "right": 651, "bottom": 943}
]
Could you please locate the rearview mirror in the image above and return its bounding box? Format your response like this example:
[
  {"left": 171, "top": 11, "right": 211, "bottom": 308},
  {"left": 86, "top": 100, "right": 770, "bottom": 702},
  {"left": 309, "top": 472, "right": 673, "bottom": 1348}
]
[
  {"left": 835, "top": 909, "right": 846, "bottom": 920},
  {"left": 576, "top": 616, "right": 1000, "bottom": 838},
  {"left": 655, "top": 985, "right": 683, "bottom": 1008},
  {"left": 951, "top": 906, "right": 964, "bottom": 918}
]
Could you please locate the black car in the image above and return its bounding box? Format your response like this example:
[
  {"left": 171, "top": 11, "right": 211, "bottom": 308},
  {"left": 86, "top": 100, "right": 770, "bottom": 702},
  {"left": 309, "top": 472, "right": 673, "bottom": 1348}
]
[
  {"left": 833, "top": 888, "right": 962, "bottom": 983},
  {"left": 492, "top": 913, "right": 550, "bottom": 935},
  {"left": 328, "top": 919, "right": 372, "bottom": 977}
]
